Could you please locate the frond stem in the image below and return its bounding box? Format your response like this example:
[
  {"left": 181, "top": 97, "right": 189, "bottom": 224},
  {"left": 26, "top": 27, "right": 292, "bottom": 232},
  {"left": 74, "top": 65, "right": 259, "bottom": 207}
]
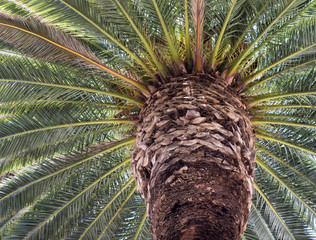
[
  {"left": 134, "top": 210, "right": 147, "bottom": 240},
  {"left": 184, "top": 0, "right": 192, "bottom": 69},
  {"left": 252, "top": 114, "right": 315, "bottom": 121},
  {"left": 5, "top": 99, "right": 133, "bottom": 109},
  {"left": 251, "top": 104, "right": 316, "bottom": 112},
  {"left": 251, "top": 119, "right": 316, "bottom": 128}
]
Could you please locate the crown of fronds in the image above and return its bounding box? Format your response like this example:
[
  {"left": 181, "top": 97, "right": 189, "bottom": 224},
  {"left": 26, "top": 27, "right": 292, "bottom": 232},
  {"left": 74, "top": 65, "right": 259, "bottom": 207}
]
[{"left": 0, "top": 0, "right": 315, "bottom": 239}]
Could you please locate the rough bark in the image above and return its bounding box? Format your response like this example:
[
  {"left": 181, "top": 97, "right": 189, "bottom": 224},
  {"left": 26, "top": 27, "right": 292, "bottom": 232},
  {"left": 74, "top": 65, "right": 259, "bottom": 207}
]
[{"left": 132, "top": 74, "right": 256, "bottom": 240}]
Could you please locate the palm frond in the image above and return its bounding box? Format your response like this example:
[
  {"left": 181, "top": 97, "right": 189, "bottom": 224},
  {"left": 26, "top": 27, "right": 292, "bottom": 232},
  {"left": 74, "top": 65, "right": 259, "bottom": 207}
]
[
  {"left": 109, "top": 0, "right": 167, "bottom": 77},
  {"left": 2, "top": 162, "right": 132, "bottom": 239},
  {"left": 228, "top": 0, "right": 313, "bottom": 75},
  {"left": 257, "top": 157, "right": 316, "bottom": 229},
  {"left": 247, "top": 69, "right": 316, "bottom": 107},
  {"left": 0, "top": 13, "right": 148, "bottom": 93},
  {"left": 209, "top": 0, "right": 238, "bottom": 68},
  {"left": 57, "top": 0, "right": 155, "bottom": 78},
  {"left": 256, "top": 145, "right": 316, "bottom": 188},
  {"left": 0, "top": 0, "right": 158, "bottom": 78},
  {"left": 255, "top": 170, "right": 316, "bottom": 239},
  {"left": 0, "top": 55, "right": 143, "bottom": 105},
  {"left": 0, "top": 140, "right": 134, "bottom": 219},
  {"left": 0, "top": 0, "right": 33, "bottom": 17},
  {"left": 76, "top": 177, "right": 134, "bottom": 240},
  {"left": 95, "top": 184, "right": 137, "bottom": 240},
  {"left": 256, "top": 132, "right": 316, "bottom": 156},
  {"left": 133, "top": 210, "right": 149, "bottom": 240},
  {"left": 248, "top": 203, "right": 275, "bottom": 240},
  {"left": 244, "top": 17, "right": 316, "bottom": 86},
  {"left": 152, "top": 0, "right": 181, "bottom": 66},
  {"left": 254, "top": 182, "right": 295, "bottom": 240}
]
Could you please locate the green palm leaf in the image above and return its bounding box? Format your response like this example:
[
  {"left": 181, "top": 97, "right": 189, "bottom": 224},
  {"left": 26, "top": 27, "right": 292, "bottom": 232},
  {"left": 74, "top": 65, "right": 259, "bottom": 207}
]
[{"left": 0, "top": 0, "right": 315, "bottom": 239}]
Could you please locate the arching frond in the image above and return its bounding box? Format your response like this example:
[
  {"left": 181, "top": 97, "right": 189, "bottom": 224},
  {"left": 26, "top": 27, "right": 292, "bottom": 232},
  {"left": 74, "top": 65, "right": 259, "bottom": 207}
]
[{"left": 0, "top": 13, "right": 148, "bottom": 93}]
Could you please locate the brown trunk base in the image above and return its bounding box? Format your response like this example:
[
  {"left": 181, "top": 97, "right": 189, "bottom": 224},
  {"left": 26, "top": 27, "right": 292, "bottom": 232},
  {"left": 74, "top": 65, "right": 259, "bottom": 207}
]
[
  {"left": 133, "top": 74, "right": 256, "bottom": 239},
  {"left": 149, "top": 160, "right": 251, "bottom": 240}
]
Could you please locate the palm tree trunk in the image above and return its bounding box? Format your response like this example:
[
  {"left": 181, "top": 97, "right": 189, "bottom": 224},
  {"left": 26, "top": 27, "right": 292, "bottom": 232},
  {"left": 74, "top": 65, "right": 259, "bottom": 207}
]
[{"left": 132, "top": 74, "right": 256, "bottom": 240}]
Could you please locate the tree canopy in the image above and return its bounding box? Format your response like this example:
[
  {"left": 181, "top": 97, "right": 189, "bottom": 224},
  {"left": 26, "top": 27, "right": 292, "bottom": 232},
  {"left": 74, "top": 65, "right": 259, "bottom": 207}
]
[{"left": 0, "top": 0, "right": 315, "bottom": 239}]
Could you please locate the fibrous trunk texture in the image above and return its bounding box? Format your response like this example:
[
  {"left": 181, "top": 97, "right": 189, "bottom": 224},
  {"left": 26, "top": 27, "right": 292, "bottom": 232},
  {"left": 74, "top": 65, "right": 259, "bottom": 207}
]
[{"left": 132, "top": 74, "right": 256, "bottom": 240}]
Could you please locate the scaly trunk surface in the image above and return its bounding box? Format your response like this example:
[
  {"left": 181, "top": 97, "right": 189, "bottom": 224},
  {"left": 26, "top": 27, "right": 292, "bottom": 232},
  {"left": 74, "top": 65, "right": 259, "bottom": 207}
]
[{"left": 132, "top": 74, "right": 256, "bottom": 240}]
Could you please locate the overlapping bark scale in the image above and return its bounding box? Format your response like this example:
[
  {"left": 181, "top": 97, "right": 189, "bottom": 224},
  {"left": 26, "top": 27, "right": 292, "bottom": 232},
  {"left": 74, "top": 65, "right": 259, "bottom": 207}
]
[{"left": 133, "top": 74, "right": 256, "bottom": 239}]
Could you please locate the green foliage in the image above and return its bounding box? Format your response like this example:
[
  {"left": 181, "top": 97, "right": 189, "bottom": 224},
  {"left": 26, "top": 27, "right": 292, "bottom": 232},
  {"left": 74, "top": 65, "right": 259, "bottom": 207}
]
[{"left": 0, "top": 0, "right": 315, "bottom": 239}]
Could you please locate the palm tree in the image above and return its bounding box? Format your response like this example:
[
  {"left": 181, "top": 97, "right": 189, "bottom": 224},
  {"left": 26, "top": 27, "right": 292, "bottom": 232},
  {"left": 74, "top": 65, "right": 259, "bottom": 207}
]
[{"left": 0, "top": 0, "right": 315, "bottom": 239}]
